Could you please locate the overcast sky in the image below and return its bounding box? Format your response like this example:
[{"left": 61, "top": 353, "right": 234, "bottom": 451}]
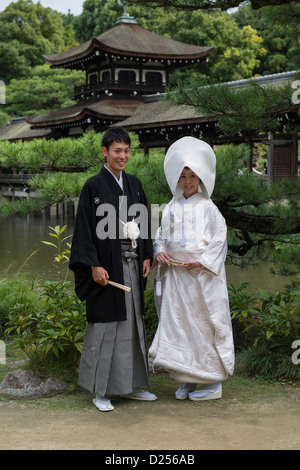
[{"left": 0, "top": 0, "right": 85, "bottom": 15}]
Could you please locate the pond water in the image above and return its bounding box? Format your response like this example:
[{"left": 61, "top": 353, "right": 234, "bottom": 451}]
[{"left": 0, "top": 214, "right": 297, "bottom": 294}]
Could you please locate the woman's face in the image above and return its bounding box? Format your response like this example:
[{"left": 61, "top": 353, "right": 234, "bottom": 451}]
[{"left": 178, "top": 167, "right": 200, "bottom": 198}]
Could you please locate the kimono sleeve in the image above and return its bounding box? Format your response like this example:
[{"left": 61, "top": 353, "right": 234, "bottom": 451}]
[
  {"left": 197, "top": 205, "right": 228, "bottom": 276},
  {"left": 69, "top": 180, "right": 101, "bottom": 274},
  {"left": 153, "top": 225, "right": 166, "bottom": 257},
  {"left": 139, "top": 182, "right": 154, "bottom": 261},
  {"left": 153, "top": 200, "right": 172, "bottom": 257}
]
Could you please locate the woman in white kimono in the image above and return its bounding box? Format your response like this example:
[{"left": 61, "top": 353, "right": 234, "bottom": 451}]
[{"left": 149, "top": 137, "right": 235, "bottom": 401}]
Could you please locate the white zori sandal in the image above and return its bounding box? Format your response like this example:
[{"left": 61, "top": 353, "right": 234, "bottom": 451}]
[
  {"left": 188, "top": 382, "right": 222, "bottom": 401},
  {"left": 175, "top": 383, "right": 197, "bottom": 400},
  {"left": 93, "top": 397, "right": 114, "bottom": 412}
]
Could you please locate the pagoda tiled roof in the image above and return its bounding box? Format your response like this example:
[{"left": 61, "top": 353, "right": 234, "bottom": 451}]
[
  {"left": 43, "top": 21, "right": 214, "bottom": 67},
  {"left": 116, "top": 99, "right": 205, "bottom": 129},
  {"left": 0, "top": 120, "right": 52, "bottom": 141},
  {"left": 25, "top": 98, "right": 141, "bottom": 127}
]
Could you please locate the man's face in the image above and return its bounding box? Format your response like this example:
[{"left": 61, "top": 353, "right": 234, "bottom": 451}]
[{"left": 102, "top": 141, "right": 130, "bottom": 178}]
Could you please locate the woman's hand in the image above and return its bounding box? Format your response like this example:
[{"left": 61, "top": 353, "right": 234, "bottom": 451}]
[
  {"left": 181, "top": 261, "right": 203, "bottom": 270},
  {"left": 91, "top": 266, "right": 109, "bottom": 286},
  {"left": 155, "top": 252, "right": 173, "bottom": 265},
  {"left": 155, "top": 253, "right": 203, "bottom": 270}
]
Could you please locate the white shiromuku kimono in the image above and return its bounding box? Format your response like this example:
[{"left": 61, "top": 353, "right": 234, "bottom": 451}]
[{"left": 149, "top": 137, "right": 235, "bottom": 384}]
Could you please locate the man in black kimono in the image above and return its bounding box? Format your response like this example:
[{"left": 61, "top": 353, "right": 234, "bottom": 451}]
[{"left": 69, "top": 127, "right": 157, "bottom": 411}]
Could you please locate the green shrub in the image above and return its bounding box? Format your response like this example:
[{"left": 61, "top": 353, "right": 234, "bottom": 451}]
[
  {"left": 231, "top": 279, "right": 300, "bottom": 348},
  {"left": 41, "top": 224, "right": 71, "bottom": 281},
  {"left": 0, "top": 276, "right": 41, "bottom": 336},
  {"left": 238, "top": 343, "right": 300, "bottom": 381},
  {"left": 5, "top": 280, "right": 86, "bottom": 361},
  {"left": 3, "top": 225, "right": 86, "bottom": 369},
  {"left": 228, "top": 282, "right": 258, "bottom": 349},
  {"left": 230, "top": 278, "right": 300, "bottom": 380}
]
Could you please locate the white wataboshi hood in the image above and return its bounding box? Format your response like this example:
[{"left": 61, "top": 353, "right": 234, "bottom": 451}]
[{"left": 164, "top": 136, "right": 216, "bottom": 198}]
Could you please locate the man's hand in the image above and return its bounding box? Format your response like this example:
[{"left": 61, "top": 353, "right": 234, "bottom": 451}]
[
  {"left": 91, "top": 266, "right": 109, "bottom": 286},
  {"left": 143, "top": 259, "right": 151, "bottom": 278}
]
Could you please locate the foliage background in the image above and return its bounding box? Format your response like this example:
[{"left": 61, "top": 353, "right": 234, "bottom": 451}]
[{"left": 0, "top": 0, "right": 300, "bottom": 124}]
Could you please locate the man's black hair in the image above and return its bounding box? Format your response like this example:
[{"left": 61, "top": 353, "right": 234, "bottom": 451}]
[{"left": 102, "top": 127, "right": 131, "bottom": 150}]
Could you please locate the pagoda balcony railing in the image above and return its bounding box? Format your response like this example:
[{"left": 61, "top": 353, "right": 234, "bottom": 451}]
[
  {"left": 0, "top": 173, "right": 32, "bottom": 185},
  {"left": 74, "top": 80, "right": 166, "bottom": 97}
]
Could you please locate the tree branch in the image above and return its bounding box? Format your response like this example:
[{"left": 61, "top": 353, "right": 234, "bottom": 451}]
[
  {"left": 220, "top": 206, "right": 300, "bottom": 235},
  {"left": 128, "top": 0, "right": 297, "bottom": 11}
]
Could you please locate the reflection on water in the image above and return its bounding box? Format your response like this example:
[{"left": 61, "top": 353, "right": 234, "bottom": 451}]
[
  {"left": 225, "top": 264, "right": 293, "bottom": 294},
  {"left": 0, "top": 214, "right": 297, "bottom": 293},
  {"left": 0, "top": 214, "right": 75, "bottom": 281}
]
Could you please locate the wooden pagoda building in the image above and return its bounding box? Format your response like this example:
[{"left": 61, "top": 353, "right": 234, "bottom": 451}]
[{"left": 23, "top": 11, "right": 214, "bottom": 140}]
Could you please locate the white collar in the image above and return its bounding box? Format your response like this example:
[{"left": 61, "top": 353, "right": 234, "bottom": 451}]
[
  {"left": 179, "top": 192, "right": 200, "bottom": 205},
  {"left": 104, "top": 165, "right": 123, "bottom": 190}
]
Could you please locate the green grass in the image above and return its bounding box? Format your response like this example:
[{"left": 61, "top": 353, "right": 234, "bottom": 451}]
[
  {"left": 0, "top": 364, "right": 298, "bottom": 412},
  {"left": 0, "top": 342, "right": 298, "bottom": 412}
]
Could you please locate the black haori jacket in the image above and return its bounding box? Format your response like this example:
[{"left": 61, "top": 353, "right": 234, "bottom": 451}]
[{"left": 69, "top": 166, "right": 153, "bottom": 323}]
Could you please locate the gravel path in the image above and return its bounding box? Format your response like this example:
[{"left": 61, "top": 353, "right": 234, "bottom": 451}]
[{"left": 1, "top": 386, "right": 299, "bottom": 450}]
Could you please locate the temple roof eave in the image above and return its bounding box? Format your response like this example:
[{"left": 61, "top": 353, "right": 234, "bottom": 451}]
[
  {"left": 25, "top": 110, "right": 109, "bottom": 128},
  {"left": 43, "top": 23, "right": 215, "bottom": 68},
  {"left": 43, "top": 44, "right": 215, "bottom": 68},
  {"left": 0, "top": 121, "right": 53, "bottom": 141},
  {"left": 24, "top": 99, "right": 139, "bottom": 128},
  {"left": 113, "top": 99, "right": 205, "bottom": 128}
]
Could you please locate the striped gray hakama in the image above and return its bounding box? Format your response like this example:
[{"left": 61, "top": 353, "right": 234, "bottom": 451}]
[{"left": 78, "top": 245, "right": 149, "bottom": 397}]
